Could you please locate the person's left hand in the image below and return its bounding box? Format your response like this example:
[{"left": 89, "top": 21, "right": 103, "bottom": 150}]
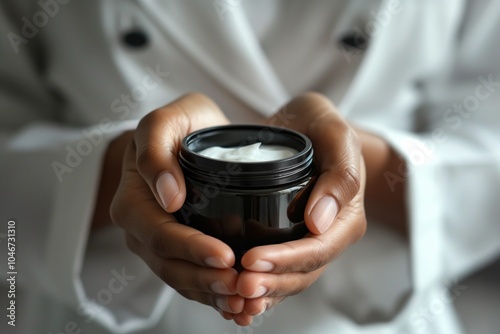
[{"left": 228, "top": 92, "right": 367, "bottom": 326}]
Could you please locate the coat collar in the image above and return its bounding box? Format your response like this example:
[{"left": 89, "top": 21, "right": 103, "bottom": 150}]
[{"left": 138, "top": 0, "right": 289, "bottom": 117}]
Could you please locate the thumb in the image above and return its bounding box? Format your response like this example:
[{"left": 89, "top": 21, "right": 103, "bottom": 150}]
[
  {"left": 271, "top": 92, "right": 362, "bottom": 234},
  {"left": 134, "top": 93, "right": 229, "bottom": 212},
  {"left": 304, "top": 114, "right": 362, "bottom": 234}
]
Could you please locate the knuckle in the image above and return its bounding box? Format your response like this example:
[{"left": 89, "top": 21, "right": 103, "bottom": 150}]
[
  {"left": 343, "top": 163, "right": 361, "bottom": 191},
  {"left": 177, "top": 93, "right": 224, "bottom": 125},
  {"left": 109, "top": 197, "right": 121, "bottom": 226},
  {"left": 138, "top": 104, "right": 185, "bottom": 135},
  {"left": 183, "top": 233, "right": 205, "bottom": 262},
  {"left": 305, "top": 242, "right": 329, "bottom": 272},
  {"left": 353, "top": 214, "right": 367, "bottom": 243},
  {"left": 276, "top": 240, "right": 331, "bottom": 274},
  {"left": 188, "top": 268, "right": 206, "bottom": 292},
  {"left": 109, "top": 192, "right": 128, "bottom": 228},
  {"left": 135, "top": 142, "right": 161, "bottom": 175},
  {"left": 336, "top": 163, "right": 361, "bottom": 203},
  {"left": 302, "top": 255, "right": 323, "bottom": 273},
  {"left": 137, "top": 108, "right": 162, "bottom": 131},
  {"left": 274, "top": 243, "right": 298, "bottom": 274},
  {"left": 301, "top": 92, "right": 331, "bottom": 109},
  {"left": 303, "top": 91, "right": 326, "bottom": 100},
  {"left": 309, "top": 237, "right": 338, "bottom": 269},
  {"left": 175, "top": 93, "right": 215, "bottom": 121},
  {"left": 182, "top": 92, "right": 212, "bottom": 105}
]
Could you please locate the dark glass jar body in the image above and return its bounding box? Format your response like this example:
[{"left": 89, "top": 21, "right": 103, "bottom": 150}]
[{"left": 175, "top": 125, "right": 315, "bottom": 268}]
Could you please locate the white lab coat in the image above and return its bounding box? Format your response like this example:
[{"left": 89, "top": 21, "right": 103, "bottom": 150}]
[{"left": 1, "top": 0, "right": 499, "bottom": 333}]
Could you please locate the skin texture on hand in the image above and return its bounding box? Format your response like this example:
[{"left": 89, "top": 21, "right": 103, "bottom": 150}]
[{"left": 103, "top": 92, "right": 406, "bottom": 327}]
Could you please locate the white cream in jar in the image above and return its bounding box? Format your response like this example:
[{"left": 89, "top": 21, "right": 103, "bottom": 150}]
[{"left": 198, "top": 142, "right": 298, "bottom": 162}]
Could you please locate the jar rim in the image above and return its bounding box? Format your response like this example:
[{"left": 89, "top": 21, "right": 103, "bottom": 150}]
[{"left": 179, "top": 125, "right": 314, "bottom": 188}]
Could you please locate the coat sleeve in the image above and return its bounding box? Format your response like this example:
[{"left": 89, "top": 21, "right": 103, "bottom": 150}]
[
  {"left": 360, "top": 0, "right": 500, "bottom": 293},
  {"left": 320, "top": 1, "right": 500, "bottom": 327},
  {"left": 0, "top": 3, "right": 172, "bottom": 332},
  {"left": 414, "top": 0, "right": 500, "bottom": 281}
]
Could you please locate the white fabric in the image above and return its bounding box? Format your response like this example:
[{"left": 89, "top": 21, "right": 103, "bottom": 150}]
[{"left": 1, "top": 0, "right": 499, "bottom": 333}]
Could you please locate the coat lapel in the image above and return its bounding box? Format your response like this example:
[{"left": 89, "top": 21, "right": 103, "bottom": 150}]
[
  {"left": 340, "top": 0, "right": 466, "bottom": 123},
  {"left": 339, "top": 0, "right": 467, "bottom": 292},
  {"left": 138, "top": 0, "right": 289, "bottom": 116}
]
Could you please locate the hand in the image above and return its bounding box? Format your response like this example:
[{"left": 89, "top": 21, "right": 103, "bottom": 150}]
[
  {"left": 110, "top": 93, "right": 246, "bottom": 317},
  {"left": 231, "top": 92, "right": 367, "bottom": 326},
  {"left": 92, "top": 130, "right": 134, "bottom": 231}
]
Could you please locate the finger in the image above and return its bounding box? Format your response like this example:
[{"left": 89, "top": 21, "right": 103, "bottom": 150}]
[
  {"left": 125, "top": 233, "right": 239, "bottom": 295},
  {"left": 236, "top": 269, "right": 323, "bottom": 300},
  {"left": 241, "top": 200, "right": 365, "bottom": 273},
  {"left": 220, "top": 311, "right": 235, "bottom": 321},
  {"left": 241, "top": 296, "right": 286, "bottom": 316},
  {"left": 269, "top": 92, "right": 362, "bottom": 234},
  {"left": 232, "top": 313, "right": 254, "bottom": 327},
  {"left": 179, "top": 291, "right": 244, "bottom": 314},
  {"left": 134, "top": 93, "right": 229, "bottom": 212},
  {"left": 129, "top": 231, "right": 244, "bottom": 314},
  {"left": 112, "top": 143, "right": 235, "bottom": 268},
  {"left": 303, "top": 100, "right": 361, "bottom": 234},
  {"left": 305, "top": 115, "right": 362, "bottom": 234},
  {"left": 113, "top": 186, "right": 235, "bottom": 267}
]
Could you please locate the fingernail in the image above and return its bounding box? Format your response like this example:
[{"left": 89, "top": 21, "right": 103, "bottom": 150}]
[
  {"left": 247, "top": 260, "right": 275, "bottom": 272},
  {"left": 215, "top": 296, "right": 232, "bottom": 313},
  {"left": 219, "top": 310, "right": 233, "bottom": 321},
  {"left": 210, "top": 281, "right": 232, "bottom": 295},
  {"left": 156, "top": 172, "right": 179, "bottom": 211},
  {"left": 205, "top": 256, "right": 229, "bottom": 269},
  {"left": 249, "top": 286, "right": 267, "bottom": 298},
  {"left": 256, "top": 303, "right": 267, "bottom": 315},
  {"left": 310, "top": 196, "right": 338, "bottom": 234}
]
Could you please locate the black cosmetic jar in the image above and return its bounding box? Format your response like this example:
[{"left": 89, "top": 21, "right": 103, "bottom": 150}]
[{"left": 175, "top": 125, "right": 315, "bottom": 269}]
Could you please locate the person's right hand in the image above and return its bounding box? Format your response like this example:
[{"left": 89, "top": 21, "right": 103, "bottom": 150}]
[{"left": 110, "top": 93, "right": 245, "bottom": 318}]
